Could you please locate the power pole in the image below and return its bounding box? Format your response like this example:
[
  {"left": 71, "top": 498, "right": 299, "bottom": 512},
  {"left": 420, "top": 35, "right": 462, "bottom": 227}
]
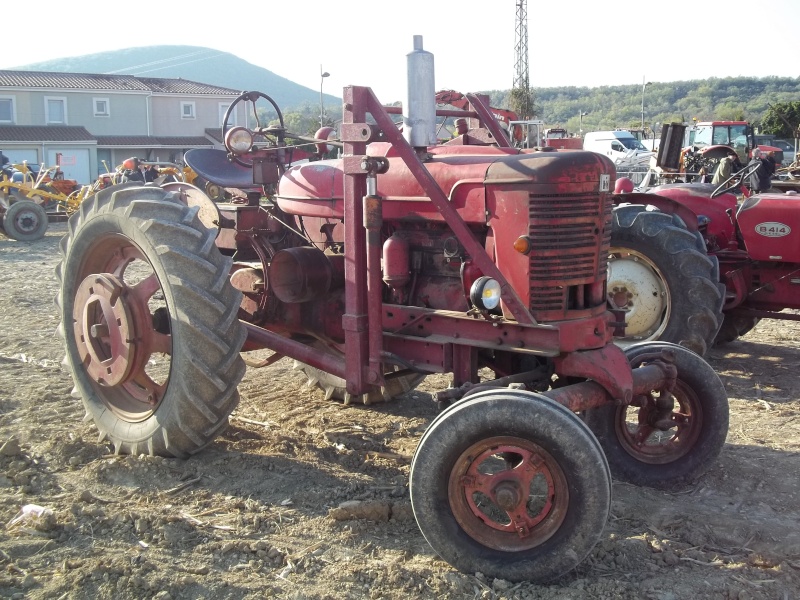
[{"left": 511, "top": 0, "right": 534, "bottom": 120}]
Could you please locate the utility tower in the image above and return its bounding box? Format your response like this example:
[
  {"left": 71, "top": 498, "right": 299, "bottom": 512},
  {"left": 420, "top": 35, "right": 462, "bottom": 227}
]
[{"left": 511, "top": 0, "right": 534, "bottom": 119}]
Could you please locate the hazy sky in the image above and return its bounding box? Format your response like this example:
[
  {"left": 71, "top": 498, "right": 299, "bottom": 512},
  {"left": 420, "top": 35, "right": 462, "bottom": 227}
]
[{"left": 3, "top": 0, "right": 798, "bottom": 103}]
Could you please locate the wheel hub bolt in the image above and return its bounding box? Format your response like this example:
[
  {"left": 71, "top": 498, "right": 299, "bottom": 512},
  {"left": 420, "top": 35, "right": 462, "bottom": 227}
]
[
  {"left": 90, "top": 324, "right": 109, "bottom": 339},
  {"left": 494, "top": 483, "right": 520, "bottom": 510}
]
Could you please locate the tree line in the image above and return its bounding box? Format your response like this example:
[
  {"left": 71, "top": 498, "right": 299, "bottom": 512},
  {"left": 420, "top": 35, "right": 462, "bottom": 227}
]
[
  {"left": 488, "top": 76, "right": 800, "bottom": 139},
  {"left": 269, "top": 76, "right": 800, "bottom": 140}
]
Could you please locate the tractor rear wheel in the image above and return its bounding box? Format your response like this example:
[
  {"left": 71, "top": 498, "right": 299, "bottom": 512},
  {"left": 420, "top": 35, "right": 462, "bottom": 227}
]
[
  {"left": 295, "top": 343, "right": 425, "bottom": 405},
  {"left": 582, "top": 341, "right": 729, "bottom": 489},
  {"left": 56, "top": 185, "right": 246, "bottom": 457},
  {"left": 608, "top": 205, "right": 724, "bottom": 356},
  {"left": 714, "top": 314, "right": 760, "bottom": 345},
  {"left": 410, "top": 389, "right": 611, "bottom": 583},
  {"left": 2, "top": 200, "right": 48, "bottom": 241}
]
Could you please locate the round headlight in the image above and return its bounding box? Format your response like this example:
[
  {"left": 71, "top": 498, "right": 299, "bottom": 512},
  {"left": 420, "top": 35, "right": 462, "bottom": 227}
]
[
  {"left": 225, "top": 127, "right": 254, "bottom": 154},
  {"left": 469, "top": 276, "right": 502, "bottom": 311}
]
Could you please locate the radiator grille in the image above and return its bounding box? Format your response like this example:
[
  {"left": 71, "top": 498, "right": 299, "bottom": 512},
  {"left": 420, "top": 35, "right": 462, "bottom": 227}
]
[{"left": 528, "top": 194, "right": 611, "bottom": 317}]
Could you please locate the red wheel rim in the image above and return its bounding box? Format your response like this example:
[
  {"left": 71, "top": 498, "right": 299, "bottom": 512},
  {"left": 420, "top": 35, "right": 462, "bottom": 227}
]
[
  {"left": 615, "top": 379, "right": 702, "bottom": 464},
  {"left": 448, "top": 436, "right": 569, "bottom": 552},
  {"left": 71, "top": 233, "right": 172, "bottom": 422}
]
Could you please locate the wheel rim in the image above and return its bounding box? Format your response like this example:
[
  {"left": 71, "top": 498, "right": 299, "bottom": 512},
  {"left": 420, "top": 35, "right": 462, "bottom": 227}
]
[
  {"left": 71, "top": 233, "right": 172, "bottom": 422},
  {"left": 448, "top": 436, "right": 569, "bottom": 552},
  {"left": 615, "top": 379, "right": 702, "bottom": 464},
  {"left": 10, "top": 205, "right": 44, "bottom": 234},
  {"left": 607, "top": 247, "right": 669, "bottom": 345}
]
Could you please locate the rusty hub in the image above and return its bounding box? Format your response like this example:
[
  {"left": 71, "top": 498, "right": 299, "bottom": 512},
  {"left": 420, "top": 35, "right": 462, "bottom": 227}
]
[
  {"left": 71, "top": 235, "right": 172, "bottom": 421},
  {"left": 73, "top": 274, "right": 139, "bottom": 387},
  {"left": 616, "top": 356, "right": 701, "bottom": 464},
  {"left": 448, "top": 436, "right": 568, "bottom": 551}
]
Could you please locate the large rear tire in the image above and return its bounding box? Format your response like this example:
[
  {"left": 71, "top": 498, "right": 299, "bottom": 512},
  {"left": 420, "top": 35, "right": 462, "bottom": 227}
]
[
  {"left": 410, "top": 389, "right": 611, "bottom": 583},
  {"left": 608, "top": 205, "right": 724, "bottom": 356},
  {"left": 582, "top": 342, "right": 729, "bottom": 489},
  {"left": 56, "top": 185, "right": 247, "bottom": 457},
  {"left": 295, "top": 343, "right": 425, "bottom": 405},
  {"left": 714, "top": 314, "right": 760, "bottom": 345}
]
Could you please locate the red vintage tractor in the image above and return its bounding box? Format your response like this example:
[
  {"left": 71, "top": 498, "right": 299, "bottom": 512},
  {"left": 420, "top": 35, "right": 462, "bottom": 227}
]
[
  {"left": 614, "top": 170, "right": 800, "bottom": 344},
  {"left": 605, "top": 121, "right": 800, "bottom": 349},
  {"left": 56, "top": 48, "right": 729, "bottom": 582}
]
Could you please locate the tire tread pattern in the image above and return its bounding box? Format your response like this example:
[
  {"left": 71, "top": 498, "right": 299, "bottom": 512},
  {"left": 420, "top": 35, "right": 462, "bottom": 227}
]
[{"left": 56, "top": 184, "right": 246, "bottom": 457}]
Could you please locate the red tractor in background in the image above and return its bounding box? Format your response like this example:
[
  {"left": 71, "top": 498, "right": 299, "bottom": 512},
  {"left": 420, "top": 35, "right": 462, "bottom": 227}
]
[
  {"left": 435, "top": 89, "right": 529, "bottom": 145},
  {"left": 607, "top": 122, "right": 800, "bottom": 349},
  {"left": 543, "top": 127, "right": 583, "bottom": 150},
  {"left": 680, "top": 120, "right": 784, "bottom": 181},
  {"left": 56, "top": 41, "right": 729, "bottom": 583}
]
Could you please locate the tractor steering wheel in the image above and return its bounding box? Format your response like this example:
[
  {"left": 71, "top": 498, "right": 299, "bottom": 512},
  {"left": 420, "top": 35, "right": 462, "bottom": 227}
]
[
  {"left": 221, "top": 91, "right": 286, "bottom": 168},
  {"left": 710, "top": 161, "right": 761, "bottom": 199}
]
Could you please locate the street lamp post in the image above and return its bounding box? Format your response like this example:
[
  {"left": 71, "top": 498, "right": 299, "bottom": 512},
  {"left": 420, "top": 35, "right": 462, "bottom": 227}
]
[
  {"left": 579, "top": 111, "right": 588, "bottom": 136},
  {"left": 641, "top": 76, "right": 651, "bottom": 130},
  {"left": 320, "top": 65, "right": 330, "bottom": 128}
]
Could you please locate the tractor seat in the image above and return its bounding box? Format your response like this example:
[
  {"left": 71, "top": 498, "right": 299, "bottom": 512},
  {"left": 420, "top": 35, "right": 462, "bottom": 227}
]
[{"left": 184, "top": 148, "right": 261, "bottom": 191}]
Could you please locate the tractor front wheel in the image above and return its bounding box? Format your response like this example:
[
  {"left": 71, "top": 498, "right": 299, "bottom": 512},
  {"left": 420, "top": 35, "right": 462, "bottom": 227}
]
[
  {"left": 582, "top": 341, "right": 729, "bottom": 489},
  {"left": 410, "top": 389, "right": 611, "bottom": 583},
  {"left": 56, "top": 185, "right": 246, "bottom": 457}
]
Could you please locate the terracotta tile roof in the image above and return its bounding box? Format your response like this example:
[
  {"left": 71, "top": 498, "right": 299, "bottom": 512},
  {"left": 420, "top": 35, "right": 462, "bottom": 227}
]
[
  {"left": 0, "top": 70, "right": 240, "bottom": 95},
  {"left": 96, "top": 136, "right": 214, "bottom": 147},
  {"left": 0, "top": 125, "right": 95, "bottom": 142}
]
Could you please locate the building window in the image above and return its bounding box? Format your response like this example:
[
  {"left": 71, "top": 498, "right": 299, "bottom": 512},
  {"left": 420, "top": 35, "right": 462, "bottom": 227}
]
[
  {"left": 45, "top": 96, "right": 67, "bottom": 124},
  {"left": 219, "top": 102, "right": 235, "bottom": 127},
  {"left": 94, "top": 98, "right": 110, "bottom": 117},
  {"left": 181, "top": 101, "right": 196, "bottom": 120},
  {"left": 0, "top": 97, "right": 14, "bottom": 123}
]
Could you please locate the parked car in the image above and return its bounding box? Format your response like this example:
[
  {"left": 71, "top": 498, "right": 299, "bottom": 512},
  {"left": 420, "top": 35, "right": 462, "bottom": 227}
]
[
  {"left": 755, "top": 135, "right": 796, "bottom": 166},
  {"left": 772, "top": 139, "right": 796, "bottom": 166}
]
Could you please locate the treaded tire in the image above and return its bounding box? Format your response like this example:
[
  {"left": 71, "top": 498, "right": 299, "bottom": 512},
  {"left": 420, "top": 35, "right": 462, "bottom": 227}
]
[
  {"left": 714, "top": 315, "right": 760, "bottom": 345},
  {"left": 2, "top": 200, "right": 48, "bottom": 241},
  {"left": 411, "top": 389, "right": 611, "bottom": 583},
  {"left": 609, "top": 204, "right": 724, "bottom": 356},
  {"left": 295, "top": 343, "right": 425, "bottom": 405},
  {"left": 583, "top": 342, "right": 729, "bottom": 489},
  {"left": 56, "top": 184, "right": 246, "bottom": 457}
]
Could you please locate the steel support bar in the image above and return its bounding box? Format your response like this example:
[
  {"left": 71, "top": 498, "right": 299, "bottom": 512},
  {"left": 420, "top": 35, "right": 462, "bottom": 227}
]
[
  {"left": 341, "top": 87, "right": 371, "bottom": 395},
  {"left": 241, "top": 322, "right": 346, "bottom": 379},
  {"left": 542, "top": 362, "right": 675, "bottom": 413}
]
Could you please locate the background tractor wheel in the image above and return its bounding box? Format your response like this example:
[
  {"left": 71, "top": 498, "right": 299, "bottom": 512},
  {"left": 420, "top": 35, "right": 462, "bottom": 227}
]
[
  {"left": 56, "top": 185, "right": 246, "bottom": 457},
  {"left": 608, "top": 205, "right": 724, "bottom": 356},
  {"left": 2, "top": 200, "right": 48, "bottom": 241},
  {"left": 714, "top": 314, "right": 760, "bottom": 345}
]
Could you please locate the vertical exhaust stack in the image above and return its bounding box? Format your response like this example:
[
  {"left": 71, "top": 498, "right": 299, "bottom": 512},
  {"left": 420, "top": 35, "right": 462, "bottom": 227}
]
[{"left": 404, "top": 35, "right": 436, "bottom": 149}]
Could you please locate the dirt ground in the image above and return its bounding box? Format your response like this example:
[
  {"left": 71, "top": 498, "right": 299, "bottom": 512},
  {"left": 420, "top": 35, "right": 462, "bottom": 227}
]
[{"left": 1, "top": 222, "right": 799, "bottom": 600}]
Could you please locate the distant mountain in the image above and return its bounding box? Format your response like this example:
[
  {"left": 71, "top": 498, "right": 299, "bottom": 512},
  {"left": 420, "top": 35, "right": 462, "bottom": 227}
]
[{"left": 9, "top": 45, "right": 341, "bottom": 110}]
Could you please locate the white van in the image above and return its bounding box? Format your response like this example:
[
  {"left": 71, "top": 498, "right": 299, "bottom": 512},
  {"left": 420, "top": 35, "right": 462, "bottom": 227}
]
[{"left": 582, "top": 130, "right": 653, "bottom": 164}]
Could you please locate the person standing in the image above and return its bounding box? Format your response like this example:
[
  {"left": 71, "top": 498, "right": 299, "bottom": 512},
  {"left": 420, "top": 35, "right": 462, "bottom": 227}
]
[
  {"left": 712, "top": 149, "right": 740, "bottom": 185},
  {"left": 747, "top": 148, "right": 771, "bottom": 193}
]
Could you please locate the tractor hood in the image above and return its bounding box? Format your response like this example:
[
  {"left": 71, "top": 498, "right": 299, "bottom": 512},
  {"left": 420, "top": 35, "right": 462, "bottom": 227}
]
[{"left": 275, "top": 144, "right": 614, "bottom": 223}]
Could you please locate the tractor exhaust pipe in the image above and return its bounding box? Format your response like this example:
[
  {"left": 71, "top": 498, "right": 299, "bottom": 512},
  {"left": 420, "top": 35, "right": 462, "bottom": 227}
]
[{"left": 403, "top": 35, "right": 436, "bottom": 149}]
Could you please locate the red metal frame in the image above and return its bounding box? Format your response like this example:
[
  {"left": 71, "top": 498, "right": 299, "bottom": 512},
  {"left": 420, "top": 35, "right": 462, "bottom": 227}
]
[{"left": 234, "top": 86, "right": 686, "bottom": 411}]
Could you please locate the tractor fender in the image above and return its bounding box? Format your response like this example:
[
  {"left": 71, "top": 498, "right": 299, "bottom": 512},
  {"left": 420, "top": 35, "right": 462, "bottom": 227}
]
[{"left": 612, "top": 191, "right": 699, "bottom": 232}]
